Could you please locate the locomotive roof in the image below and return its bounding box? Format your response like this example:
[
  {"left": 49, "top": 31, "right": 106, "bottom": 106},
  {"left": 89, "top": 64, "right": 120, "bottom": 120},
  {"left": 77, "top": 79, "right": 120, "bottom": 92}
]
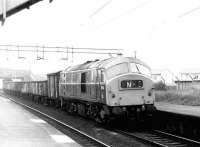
[
  {"left": 47, "top": 71, "right": 61, "bottom": 76},
  {"left": 64, "top": 56, "right": 150, "bottom": 72},
  {"left": 4, "top": 80, "right": 47, "bottom": 84}
]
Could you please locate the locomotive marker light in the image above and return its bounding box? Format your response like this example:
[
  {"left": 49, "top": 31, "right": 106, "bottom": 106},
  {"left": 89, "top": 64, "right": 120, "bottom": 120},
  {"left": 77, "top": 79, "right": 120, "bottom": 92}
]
[{"left": 111, "top": 93, "right": 115, "bottom": 98}]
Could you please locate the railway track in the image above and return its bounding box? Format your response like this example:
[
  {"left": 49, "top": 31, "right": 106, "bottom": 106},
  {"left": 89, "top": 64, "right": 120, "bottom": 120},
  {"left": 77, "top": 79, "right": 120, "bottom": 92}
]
[
  {"left": 116, "top": 129, "right": 200, "bottom": 147},
  {"left": 0, "top": 93, "right": 110, "bottom": 147}
]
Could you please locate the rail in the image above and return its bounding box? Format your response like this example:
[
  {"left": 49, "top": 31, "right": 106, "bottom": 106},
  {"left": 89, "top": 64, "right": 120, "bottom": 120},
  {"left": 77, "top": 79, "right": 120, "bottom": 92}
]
[{"left": 115, "top": 129, "right": 200, "bottom": 147}]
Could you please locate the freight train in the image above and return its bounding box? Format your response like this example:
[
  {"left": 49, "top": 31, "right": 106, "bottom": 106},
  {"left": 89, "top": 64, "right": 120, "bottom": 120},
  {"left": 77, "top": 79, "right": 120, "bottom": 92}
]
[{"left": 3, "top": 56, "right": 156, "bottom": 123}]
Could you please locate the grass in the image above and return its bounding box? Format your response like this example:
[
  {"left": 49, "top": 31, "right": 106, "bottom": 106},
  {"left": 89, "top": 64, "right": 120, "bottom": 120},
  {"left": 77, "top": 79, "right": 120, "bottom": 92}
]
[{"left": 155, "top": 89, "right": 200, "bottom": 106}]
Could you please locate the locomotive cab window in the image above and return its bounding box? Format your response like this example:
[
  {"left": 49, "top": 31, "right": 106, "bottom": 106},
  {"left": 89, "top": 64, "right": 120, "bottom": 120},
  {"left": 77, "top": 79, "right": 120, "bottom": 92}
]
[
  {"left": 97, "top": 69, "right": 105, "bottom": 82},
  {"left": 106, "top": 63, "right": 128, "bottom": 79},
  {"left": 81, "top": 72, "right": 87, "bottom": 93},
  {"left": 130, "top": 63, "right": 151, "bottom": 76}
]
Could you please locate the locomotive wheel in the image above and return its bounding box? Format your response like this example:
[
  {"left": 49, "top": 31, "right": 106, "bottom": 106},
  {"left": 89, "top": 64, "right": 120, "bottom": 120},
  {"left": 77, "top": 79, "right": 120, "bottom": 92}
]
[
  {"left": 95, "top": 108, "right": 109, "bottom": 124},
  {"left": 66, "top": 102, "right": 77, "bottom": 114},
  {"left": 55, "top": 99, "right": 60, "bottom": 108},
  {"left": 93, "top": 106, "right": 101, "bottom": 123},
  {"left": 100, "top": 109, "right": 109, "bottom": 124},
  {"left": 72, "top": 103, "right": 77, "bottom": 113},
  {"left": 77, "top": 104, "right": 86, "bottom": 117},
  {"left": 60, "top": 98, "right": 64, "bottom": 109},
  {"left": 66, "top": 102, "right": 72, "bottom": 113},
  {"left": 94, "top": 114, "right": 102, "bottom": 123}
]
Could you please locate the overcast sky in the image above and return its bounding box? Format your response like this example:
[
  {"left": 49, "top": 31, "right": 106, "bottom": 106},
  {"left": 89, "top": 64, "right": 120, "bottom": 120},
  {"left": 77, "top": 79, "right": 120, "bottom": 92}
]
[{"left": 0, "top": 0, "right": 200, "bottom": 74}]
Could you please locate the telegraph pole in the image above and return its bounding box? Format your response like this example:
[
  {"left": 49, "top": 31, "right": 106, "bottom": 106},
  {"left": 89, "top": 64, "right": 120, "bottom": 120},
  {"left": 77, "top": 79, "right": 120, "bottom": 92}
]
[{"left": 134, "top": 51, "right": 137, "bottom": 59}]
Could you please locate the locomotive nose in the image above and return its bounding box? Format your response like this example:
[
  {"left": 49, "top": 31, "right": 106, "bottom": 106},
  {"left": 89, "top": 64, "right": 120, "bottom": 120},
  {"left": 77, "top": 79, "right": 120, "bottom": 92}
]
[{"left": 107, "top": 74, "right": 154, "bottom": 106}]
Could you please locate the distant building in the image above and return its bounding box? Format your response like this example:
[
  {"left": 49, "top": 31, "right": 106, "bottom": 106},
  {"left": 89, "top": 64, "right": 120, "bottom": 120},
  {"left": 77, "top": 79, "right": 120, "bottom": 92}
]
[
  {"left": 0, "top": 68, "right": 32, "bottom": 81},
  {"left": 151, "top": 69, "right": 177, "bottom": 88},
  {"left": 175, "top": 69, "right": 200, "bottom": 90},
  {"left": 0, "top": 68, "right": 47, "bottom": 89},
  {"left": 0, "top": 77, "right": 11, "bottom": 89}
]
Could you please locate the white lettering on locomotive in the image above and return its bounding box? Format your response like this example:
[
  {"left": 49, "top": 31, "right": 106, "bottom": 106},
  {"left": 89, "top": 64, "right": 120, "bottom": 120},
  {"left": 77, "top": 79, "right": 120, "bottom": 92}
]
[{"left": 127, "top": 82, "right": 132, "bottom": 88}]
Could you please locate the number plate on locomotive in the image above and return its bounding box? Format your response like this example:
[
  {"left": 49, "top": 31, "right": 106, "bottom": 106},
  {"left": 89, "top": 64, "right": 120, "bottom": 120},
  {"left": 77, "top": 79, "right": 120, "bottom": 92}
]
[{"left": 121, "top": 80, "right": 143, "bottom": 89}]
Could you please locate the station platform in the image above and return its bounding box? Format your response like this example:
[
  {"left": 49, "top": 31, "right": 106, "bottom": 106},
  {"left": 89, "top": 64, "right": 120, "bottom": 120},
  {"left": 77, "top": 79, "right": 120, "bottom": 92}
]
[
  {"left": 155, "top": 102, "right": 200, "bottom": 117},
  {"left": 0, "top": 95, "right": 81, "bottom": 147}
]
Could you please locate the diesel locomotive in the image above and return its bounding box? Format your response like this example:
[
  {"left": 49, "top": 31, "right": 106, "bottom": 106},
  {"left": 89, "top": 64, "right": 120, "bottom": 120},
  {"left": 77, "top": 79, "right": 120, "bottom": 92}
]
[{"left": 3, "top": 56, "right": 156, "bottom": 123}]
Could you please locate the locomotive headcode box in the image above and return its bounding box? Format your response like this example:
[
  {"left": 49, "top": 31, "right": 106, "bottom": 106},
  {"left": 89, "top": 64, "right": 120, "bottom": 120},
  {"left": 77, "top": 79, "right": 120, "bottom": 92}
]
[{"left": 121, "top": 80, "right": 143, "bottom": 89}]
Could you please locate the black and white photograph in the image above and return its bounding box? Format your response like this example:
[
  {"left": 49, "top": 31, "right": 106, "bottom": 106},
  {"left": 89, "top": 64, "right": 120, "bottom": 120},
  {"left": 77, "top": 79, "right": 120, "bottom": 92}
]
[{"left": 1, "top": 0, "right": 200, "bottom": 146}]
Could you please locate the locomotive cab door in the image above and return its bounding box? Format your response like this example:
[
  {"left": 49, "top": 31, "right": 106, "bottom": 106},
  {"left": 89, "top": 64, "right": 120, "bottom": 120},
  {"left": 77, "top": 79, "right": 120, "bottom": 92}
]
[{"left": 96, "top": 69, "right": 106, "bottom": 103}]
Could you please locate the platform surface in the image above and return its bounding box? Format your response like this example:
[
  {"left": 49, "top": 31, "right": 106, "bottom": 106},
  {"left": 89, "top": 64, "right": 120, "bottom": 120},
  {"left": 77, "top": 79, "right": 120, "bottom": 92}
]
[
  {"left": 0, "top": 95, "right": 81, "bottom": 147},
  {"left": 155, "top": 102, "right": 200, "bottom": 117}
]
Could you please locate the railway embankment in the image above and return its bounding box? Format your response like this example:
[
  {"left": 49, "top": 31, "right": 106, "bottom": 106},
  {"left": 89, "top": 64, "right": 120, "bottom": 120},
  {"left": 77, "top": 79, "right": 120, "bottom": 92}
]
[{"left": 155, "top": 89, "right": 200, "bottom": 106}]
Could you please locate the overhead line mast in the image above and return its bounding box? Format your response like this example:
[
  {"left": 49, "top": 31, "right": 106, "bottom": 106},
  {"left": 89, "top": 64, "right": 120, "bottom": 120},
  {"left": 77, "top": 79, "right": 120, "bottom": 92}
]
[
  {"left": 0, "top": 44, "right": 123, "bottom": 60},
  {"left": 0, "top": 44, "right": 122, "bottom": 51}
]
